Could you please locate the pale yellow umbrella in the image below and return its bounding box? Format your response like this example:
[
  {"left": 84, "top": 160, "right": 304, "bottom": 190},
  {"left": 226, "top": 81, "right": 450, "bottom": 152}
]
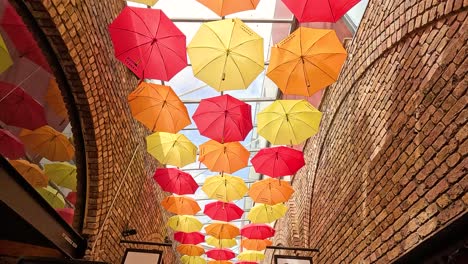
[
  {"left": 127, "top": 0, "right": 158, "bottom": 6},
  {"left": 36, "top": 186, "right": 65, "bottom": 208},
  {"left": 237, "top": 250, "right": 265, "bottom": 261},
  {"left": 205, "top": 236, "right": 237, "bottom": 248},
  {"left": 44, "top": 162, "right": 77, "bottom": 191},
  {"left": 146, "top": 132, "right": 197, "bottom": 167},
  {"left": 0, "top": 33, "right": 12, "bottom": 73},
  {"left": 167, "top": 215, "right": 203, "bottom": 232},
  {"left": 181, "top": 256, "right": 206, "bottom": 264},
  {"left": 247, "top": 203, "right": 288, "bottom": 224},
  {"left": 202, "top": 174, "right": 247, "bottom": 202}
]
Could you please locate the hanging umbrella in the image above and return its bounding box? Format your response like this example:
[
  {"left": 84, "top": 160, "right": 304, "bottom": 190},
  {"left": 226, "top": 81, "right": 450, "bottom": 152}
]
[
  {"left": 19, "top": 125, "right": 75, "bottom": 161},
  {"left": 257, "top": 100, "right": 322, "bottom": 145},
  {"left": 205, "top": 222, "right": 239, "bottom": 239},
  {"left": 108, "top": 7, "right": 187, "bottom": 81},
  {"left": 0, "top": 128, "right": 25, "bottom": 159},
  {"left": 241, "top": 239, "right": 272, "bottom": 251},
  {"left": 153, "top": 168, "right": 198, "bottom": 195},
  {"left": 128, "top": 82, "right": 191, "bottom": 133},
  {"left": 128, "top": 0, "right": 158, "bottom": 6},
  {"left": 45, "top": 78, "right": 69, "bottom": 122},
  {"left": 0, "top": 33, "right": 12, "bottom": 73},
  {"left": 236, "top": 262, "right": 258, "bottom": 264},
  {"left": 282, "top": 0, "right": 361, "bottom": 22},
  {"left": 56, "top": 208, "right": 74, "bottom": 225},
  {"left": 9, "top": 159, "right": 48, "bottom": 187},
  {"left": 267, "top": 27, "right": 347, "bottom": 96},
  {"left": 196, "top": 0, "right": 260, "bottom": 16},
  {"left": 237, "top": 251, "right": 265, "bottom": 262},
  {"left": 161, "top": 195, "right": 201, "bottom": 215},
  {"left": 146, "top": 132, "right": 197, "bottom": 167},
  {"left": 167, "top": 215, "right": 203, "bottom": 232},
  {"left": 187, "top": 18, "right": 264, "bottom": 91},
  {"left": 44, "top": 162, "right": 77, "bottom": 191},
  {"left": 247, "top": 203, "right": 287, "bottom": 224},
  {"left": 36, "top": 186, "right": 65, "bottom": 208},
  {"left": 208, "top": 261, "right": 233, "bottom": 264},
  {"left": 248, "top": 178, "right": 294, "bottom": 205},
  {"left": 192, "top": 94, "right": 252, "bottom": 143},
  {"left": 66, "top": 191, "right": 77, "bottom": 204},
  {"left": 205, "top": 236, "right": 237, "bottom": 248},
  {"left": 240, "top": 224, "right": 275, "bottom": 239},
  {"left": 177, "top": 244, "right": 205, "bottom": 256},
  {"left": 202, "top": 174, "right": 247, "bottom": 202},
  {"left": 206, "top": 248, "right": 235, "bottom": 260},
  {"left": 0, "top": 82, "right": 47, "bottom": 130},
  {"left": 204, "top": 201, "right": 243, "bottom": 221},
  {"left": 181, "top": 256, "right": 207, "bottom": 264},
  {"left": 174, "top": 231, "right": 205, "bottom": 245},
  {"left": 199, "top": 140, "right": 249, "bottom": 173},
  {"left": 251, "top": 146, "right": 305, "bottom": 177}
]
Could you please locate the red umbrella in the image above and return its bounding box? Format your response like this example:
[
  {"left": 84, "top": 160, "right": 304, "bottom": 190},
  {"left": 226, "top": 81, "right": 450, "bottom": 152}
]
[
  {"left": 153, "top": 168, "right": 198, "bottom": 195},
  {"left": 281, "top": 0, "right": 361, "bottom": 22},
  {"left": 206, "top": 248, "right": 235, "bottom": 260},
  {"left": 174, "top": 231, "right": 205, "bottom": 245},
  {"left": 240, "top": 224, "right": 275, "bottom": 239},
  {"left": 108, "top": 7, "right": 187, "bottom": 81},
  {"left": 193, "top": 94, "right": 252, "bottom": 143},
  {"left": 204, "top": 201, "right": 244, "bottom": 222},
  {"left": 251, "top": 146, "right": 305, "bottom": 177},
  {"left": 0, "top": 82, "right": 47, "bottom": 130},
  {"left": 56, "top": 208, "right": 74, "bottom": 225},
  {"left": 66, "top": 191, "right": 77, "bottom": 205},
  {"left": 0, "top": 128, "right": 25, "bottom": 159}
]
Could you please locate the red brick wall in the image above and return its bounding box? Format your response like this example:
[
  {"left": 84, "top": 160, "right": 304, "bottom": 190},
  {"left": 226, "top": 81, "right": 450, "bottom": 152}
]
[{"left": 268, "top": 1, "right": 467, "bottom": 263}]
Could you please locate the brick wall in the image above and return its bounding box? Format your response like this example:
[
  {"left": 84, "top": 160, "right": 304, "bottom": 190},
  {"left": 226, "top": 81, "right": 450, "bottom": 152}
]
[
  {"left": 13, "top": 0, "right": 177, "bottom": 263},
  {"left": 267, "top": 0, "right": 467, "bottom": 263}
]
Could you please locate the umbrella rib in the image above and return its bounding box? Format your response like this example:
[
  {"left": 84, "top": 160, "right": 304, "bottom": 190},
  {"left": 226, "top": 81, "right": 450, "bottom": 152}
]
[
  {"left": 228, "top": 55, "right": 247, "bottom": 88},
  {"left": 128, "top": 7, "right": 155, "bottom": 37},
  {"left": 304, "top": 56, "right": 339, "bottom": 81},
  {"left": 109, "top": 27, "right": 152, "bottom": 39},
  {"left": 204, "top": 24, "right": 228, "bottom": 49},
  {"left": 156, "top": 41, "right": 188, "bottom": 65},
  {"left": 230, "top": 38, "right": 261, "bottom": 50},
  {"left": 230, "top": 51, "right": 264, "bottom": 69},
  {"left": 192, "top": 54, "right": 225, "bottom": 76},
  {"left": 115, "top": 39, "right": 152, "bottom": 58},
  {"left": 283, "top": 59, "right": 303, "bottom": 93}
]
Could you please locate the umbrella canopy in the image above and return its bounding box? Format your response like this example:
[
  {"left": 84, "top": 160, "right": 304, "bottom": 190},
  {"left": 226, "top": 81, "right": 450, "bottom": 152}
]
[
  {"left": 174, "top": 231, "right": 205, "bottom": 245},
  {"left": 251, "top": 146, "right": 305, "bottom": 177},
  {"left": 45, "top": 78, "right": 68, "bottom": 122},
  {"left": 19, "top": 125, "right": 75, "bottom": 161},
  {"left": 177, "top": 244, "right": 205, "bottom": 256},
  {"left": 193, "top": 94, "right": 252, "bottom": 143},
  {"left": 9, "top": 159, "right": 48, "bottom": 187},
  {"left": 247, "top": 203, "right": 287, "bottom": 224},
  {"left": 202, "top": 174, "right": 247, "bottom": 202},
  {"left": 187, "top": 18, "right": 263, "bottom": 91},
  {"left": 206, "top": 248, "right": 235, "bottom": 260},
  {"left": 205, "top": 236, "right": 237, "bottom": 248},
  {"left": 36, "top": 186, "right": 65, "bottom": 208},
  {"left": 208, "top": 261, "right": 233, "bottom": 264},
  {"left": 153, "top": 168, "right": 198, "bottom": 195},
  {"left": 0, "top": 33, "right": 12, "bottom": 73},
  {"left": 146, "top": 132, "right": 197, "bottom": 167},
  {"left": 199, "top": 140, "right": 249, "bottom": 173},
  {"left": 196, "top": 0, "right": 260, "bottom": 16},
  {"left": 236, "top": 262, "right": 258, "bottom": 264},
  {"left": 241, "top": 239, "right": 272, "bottom": 251},
  {"left": 109, "top": 7, "right": 186, "bottom": 81},
  {"left": 44, "top": 162, "right": 77, "bottom": 191},
  {"left": 248, "top": 178, "right": 294, "bottom": 205},
  {"left": 67, "top": 191, "right": 77, "bottom": 204},
  {"left": 0, "top": 82, "right": 47, "bottom": 130},
  {"left": 237, "top": 251, "right": 265, "bottom": 262},
  {"left": 128, "top": 82, "right": 191, "bottom": 133},
  {"left": 282, "top": 0, "right": 361, "bottom": 22},
  {"left": 56, "top": 208, "right": 74, "bottom": 225},
  {"left": 168, "top": 215, "right": 203, "bottom": 232},
  {"left": 181, "top": 256, "right": 207, "bottom": 264},
  {"left": 267, "top": 27, "right": 347, "bottom": 96},
  {"left": 0, "top": 128, "right": 25, "bottom": 159},
  {"left": 257, "top": 100, "right": 322, "bottom": 145},
  {"left": 205, "top": 222, "right": 240, "bottom": 239},
  {"left": 161, "top": 195, "right": 201, "bottom": 215},
  {"left": 204, "top": 201, "right": 243, "bottom": 222},
  {"left": 240, "top": 224, "right": 275, "bottom": 239},
  {"left": 128, "top": 0, "right": 158, "bottom": 6}
]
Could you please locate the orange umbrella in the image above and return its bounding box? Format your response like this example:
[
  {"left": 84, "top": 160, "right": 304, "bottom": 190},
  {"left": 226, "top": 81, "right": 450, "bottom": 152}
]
[
  {"left": 205, "top": 222, "right": 239, "bottom": 239},
  {"left": 267, "top": 27, "right": 347, "bottom": 96},
  {"left": 19, "top": 125, "right": 75, "bottom": 161},
  {"left": 161, "top": 195, "right": 201, "bottom": 215},
  {"left": 241, "top": 239, "right": 272, "bottom": 250},
  {"left": 177, "top": 244, "right": 205, "bottom": 256},
  {"left": 46, "top": 78, "right": 68, "bottom": 121},
  {"left": 248, "top": 178, "right": 294, "bottom": 205},
  {"left": 199, "top": 140, "right": 249, "bottom": 173},
  {"left": 196, "top": 0, "right": 260, "bottom": 16},
  {"left": 9, "top": 159, "right": 48, "bottom": 187},
  {"left": 128, "top": 82, "right": 191, "bottom": 133}
]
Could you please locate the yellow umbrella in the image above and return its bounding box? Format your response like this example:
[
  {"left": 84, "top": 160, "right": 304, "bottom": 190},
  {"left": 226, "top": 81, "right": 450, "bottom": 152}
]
[
  {"left": 187, "top": 18, "right": 264, "bottom": 91},
  {"left": 19, "top": 125, "right": 75, "bottom": 161},
  {"left": 36, "top": 186, "right": 65, "bottom": 208},
  {"left": 127, "top": 0, "right": 158, "bottom": 6},
  {"left": 46, "top": 78, "right": 69, "bottom": 121},
  {"left": 208, "top": 261, "right": 232, "bottom": 264},
  {"left": 167, "top": 215, "right": 203, "bottom": 232},
  {"left": 247, "top": 203, "right": 287, "bottom": 224},
  {"left": 9, "top": 159, "right": 48, "bottom": 187},
  {"left": 181, "top": 256, "right": 206, "bottom": 264},
  {"left": 205, "top": 222, "right": 239, "bottom": 239},
  {"left": 237, "top": 250, "right": 265, "bottom": 261},
  {"left": 202, "top": 174, "right": 247, "bottom": 202},
  {"left": 146, "top": 132, "right": 197, "bottom": 167},
  {"left": 205, "top": 236, "right": 237, "bottom": 248},
  {"left": 0, "top": 33, "right": 12, "bottom": 73},
  {"left": 177, "top": 244, "right": 205, "bottom": 256},
  {"left": 257, "top": 100, "right": 322, "bottom": 145},
  {"left": 44, "top": 162, "right": 77, "bottom": 191}
]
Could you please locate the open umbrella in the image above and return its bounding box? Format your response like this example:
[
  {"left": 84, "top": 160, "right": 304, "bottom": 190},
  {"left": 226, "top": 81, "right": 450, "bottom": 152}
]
[
  {"left": 237, "top": 251, "right": 265, "bottom": 262},
  {"left": 208, "top": 261, "right": 233, "bottom": 264},
  {"left": 199, "top": 140, "right": 249, "bottom": 173},
  {"left": 196, "top": 0, "right": 260, "bottom": 16},
  {"left": 282, "top": 0, "right": 361, "bottom": 22},
  {"left": 205, "top": 236, "right": 237, "bottom": 248},
  {"left": 248, "top": 178, "right": 294, "bottom": 205},
  {"left": 251, "top": 146, "right": 305, "bottom": 177},
  {"left": 204, "top": 201, "right": 244, "bottom": 221},
  {"left": 206, "top": 248, "right": 235, "bottom": 260},
  {"left": 236, "top": 262, "right": 258, "bottom": 264},
  {"left": 56, "top": 208, "right": 74, "bottom": 225},
  {"left": 174, "top": 231, "right": 205, "bottom": 245},
  {"left": 257, "top": 100, "right": 322, "bottom": 145},
  {"left": 128, "top": 0, "right": 158, "bottom": 6},
  {"left": 202, "top": 174, "right": 247, "bottom": 202},
  {"left": 267, "top": 27, "right": 347, "bottom": 96},
  {"left": 19, "top": 125, "right": 75, "bottom": 161},
  {"left": 128, "top": 82, "right": 191, "bottom": 133},
  {"left": 153, "top": 168, "right": 198, "bottom": 195},
  {"left": 9, "top": 159, "right": 48, "bottom": 187},
  {"left": 181, "top": 256, "right": 206, "bottom": 264},
  {"left": 146, "top": 132, "right": 197, "bottom": 167},
  {"left": 247, "top": 203, "right": 287, "bottom": 224},
  {"left": 193, "top": 94, "right": 252, "bottom": 143},
  {"left": 161, "top": 195, "right": 201, "bottom": 215},
  {"left": 205, "top": 222, "right": 239, "bottom": 239},
  {"left": 44, "top": 162, "right": 77, "bottom": 191},
  {"left": 240, "top": 224, "right": 275, "bottom": 239},
  {"left": 0, "top": 128, "right": 25, "bottom": 159},
  {"left": 36, "top": 186, "right": 65, "bottom": 208},
  {"left": 168, "top": 215, "right": 203, "bottom": 232},
  {"left": 66, "top": 191, "right": 77, "bottom": 205},
  {"left": 241, "top": 239, "right": 272, "bottom": 251},
  {"left": 187, "top": 18, "right": 263, "bottom": 91},
  {"left": 177, "top": 244, "right": 205, "bottom": 256},
  {"left": 0, "top": 33, "right": 12, "bottom": 73},
  {"left": 45, "top": 78, "right": 69, "bottom": 122}
]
